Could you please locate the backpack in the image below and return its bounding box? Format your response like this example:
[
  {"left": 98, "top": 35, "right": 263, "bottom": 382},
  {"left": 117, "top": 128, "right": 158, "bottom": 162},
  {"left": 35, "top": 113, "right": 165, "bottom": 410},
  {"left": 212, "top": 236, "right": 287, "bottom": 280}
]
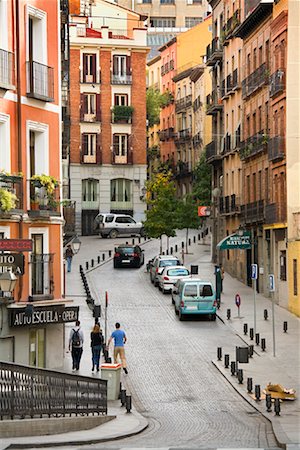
[{"left": 72, "top": 329, "right": 81, "bottom": 348}]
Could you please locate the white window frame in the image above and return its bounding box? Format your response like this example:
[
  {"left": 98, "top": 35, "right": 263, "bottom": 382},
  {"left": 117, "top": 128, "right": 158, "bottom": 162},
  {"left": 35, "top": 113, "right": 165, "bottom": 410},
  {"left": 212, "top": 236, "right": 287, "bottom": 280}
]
[
  {"left": 28, "top": 227, "right": 49, "bottom": 296},
  {"left": 26, "top": 5, "right": 47, "bottom": 65},
  {"left": 85, "top": 134, "right": 96, "bottom": 156},
  {"left": 0, "top": 226, "right": 10, "bottom": 239},
  {"left": 0, "top": 113, "right": 11, "bottom": 172},
  {"left": 114, "top": 55, "right": 127, "bottom": 77},
  {"left": 115, "top": 134, "right": 128, "bottom": 156},
  {"left": 115, "top": 94, "right": 128, "bottom": 106},
  {"left": 85, "top": 93, "right": 95, "bottom": 114},
  {"left": 0, "top": 0, "right": 8, "bottom": 51}
]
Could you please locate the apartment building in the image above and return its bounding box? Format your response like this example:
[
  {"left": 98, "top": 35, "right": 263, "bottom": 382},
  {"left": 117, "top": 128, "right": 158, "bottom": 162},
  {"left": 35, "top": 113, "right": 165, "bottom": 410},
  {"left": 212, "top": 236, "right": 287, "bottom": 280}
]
[
  {"left": 0, "top": 0, "right": 69, "bottom": 368},
  {"left": 147, "top": 54, "right": 162, "bottom": 178},
  {"left": 69, "top": 0, "right": 148, "bottom": 235},
  {"left": 117, "top": 0, "right": 211, "bottom": 59}
]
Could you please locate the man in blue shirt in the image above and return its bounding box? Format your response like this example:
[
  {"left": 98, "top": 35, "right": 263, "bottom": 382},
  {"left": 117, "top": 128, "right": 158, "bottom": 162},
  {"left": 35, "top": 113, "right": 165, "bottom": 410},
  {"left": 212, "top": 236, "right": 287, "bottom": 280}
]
[{"left": 107, "top": 322, "right": 128, "bottom": 374}]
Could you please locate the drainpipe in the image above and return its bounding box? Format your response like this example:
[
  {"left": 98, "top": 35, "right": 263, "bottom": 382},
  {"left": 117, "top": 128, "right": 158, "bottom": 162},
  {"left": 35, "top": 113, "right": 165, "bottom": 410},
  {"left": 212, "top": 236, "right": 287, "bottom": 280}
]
[{"left": 15, "top": 0, "right": 24, "bottom": 301}]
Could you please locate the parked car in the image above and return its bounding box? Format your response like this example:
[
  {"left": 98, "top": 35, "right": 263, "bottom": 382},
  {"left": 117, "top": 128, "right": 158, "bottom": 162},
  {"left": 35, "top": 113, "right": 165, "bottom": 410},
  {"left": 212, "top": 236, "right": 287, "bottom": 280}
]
[
  {"left": 113, "top": 244, "right": 145, "bottom": 268},
  {"left": 94, "top": 213, "right": 145, "bottom": 239},
  {"left": 149, "top": 255, "right": 181, "bottom": 287},
  {"left": 172, "top": 279, "right": 217, "bottom": 321},
  {"left": 157, "top": 265, "right": 191, "bottom": 294}
]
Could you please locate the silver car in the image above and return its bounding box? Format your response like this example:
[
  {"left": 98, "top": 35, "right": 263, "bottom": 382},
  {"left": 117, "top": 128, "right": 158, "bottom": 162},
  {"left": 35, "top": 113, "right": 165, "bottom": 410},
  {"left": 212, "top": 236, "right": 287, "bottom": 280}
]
[
  {"left": 94, "top": 213, "right": 145, "bottom": 239},
  {"left": 149, "top": 255, "right": 181, "bottom": 287},
  {"left": 158, "top": 265, "right": 191, "bottom": 294}
]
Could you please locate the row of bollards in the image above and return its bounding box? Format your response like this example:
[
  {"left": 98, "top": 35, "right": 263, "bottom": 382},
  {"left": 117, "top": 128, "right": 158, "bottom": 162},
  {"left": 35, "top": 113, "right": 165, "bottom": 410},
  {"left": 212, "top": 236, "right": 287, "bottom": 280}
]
[
  {"left": 79, "top": 265, "right": 95, "bottom": 310},
  {"left": 217, "top": 346, "right": 281, "bottom": 416},
  {"left": 119, "top": 383, "right": 132, "bottom": 413}
]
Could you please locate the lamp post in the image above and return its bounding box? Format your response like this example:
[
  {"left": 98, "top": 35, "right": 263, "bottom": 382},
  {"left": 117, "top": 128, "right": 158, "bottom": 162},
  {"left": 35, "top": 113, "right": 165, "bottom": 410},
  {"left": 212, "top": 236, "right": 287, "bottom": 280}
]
[
  {"left": 0, "top": 270, "right": 18, "bottom": 296},
  {"left": 72, "top": 235, "right": 81, "bottom": 255}
]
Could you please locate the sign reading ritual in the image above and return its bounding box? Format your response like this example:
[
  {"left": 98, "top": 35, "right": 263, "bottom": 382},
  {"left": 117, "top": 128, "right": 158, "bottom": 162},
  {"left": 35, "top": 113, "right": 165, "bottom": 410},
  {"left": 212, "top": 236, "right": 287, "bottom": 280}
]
[{"left": 9, "top": 305, "right": 79, "bottom": 327}]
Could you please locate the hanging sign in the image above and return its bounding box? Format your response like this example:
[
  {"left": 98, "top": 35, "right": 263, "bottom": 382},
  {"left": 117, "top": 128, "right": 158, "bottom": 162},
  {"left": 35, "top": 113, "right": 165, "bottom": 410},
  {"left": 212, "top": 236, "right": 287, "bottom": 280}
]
[
  {"left": 0, "top": 239, "right": 33, "bottom": 252},
  {"left": 0, "top": 253, "right": 25, "bottom": 274},
  {"left": 217, "top": 232, "right": 252, "bottom": 250}
]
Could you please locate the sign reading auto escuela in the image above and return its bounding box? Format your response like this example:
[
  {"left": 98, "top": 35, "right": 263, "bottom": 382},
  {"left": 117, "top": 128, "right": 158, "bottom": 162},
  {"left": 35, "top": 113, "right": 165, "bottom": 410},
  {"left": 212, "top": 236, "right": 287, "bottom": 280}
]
[{"left": 9, "top": 305, "right": 79, "bottom": 327}]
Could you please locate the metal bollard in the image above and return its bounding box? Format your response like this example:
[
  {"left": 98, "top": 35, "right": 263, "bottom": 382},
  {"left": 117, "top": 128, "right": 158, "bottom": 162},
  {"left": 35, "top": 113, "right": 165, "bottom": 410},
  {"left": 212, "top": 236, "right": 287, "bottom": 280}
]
[
  {"left": 109, "top": 250, "right": 112, "bottom": 257},
  {"left": 120, "top": 389, "right": 126, "bottom": 407},
  {"left": 188, "top": 238, "right": 191, "bottom": 246},
  {"left": 274, "top": 398, "right": 280, "bottom": 416},
  {"left": 217, "top": 347, "right": 222, "bottom": 361},
  {"left": 193, "top": 236, "right": 196, "bottom": 243},
  {"left": 230, "top": 361, "right": 236, "bottom": 376},
  {"left": 125, "top": 395, "right": 132, "bottom": 413},
  {"left": 261, "top": 338, "right": 266, "bottom": 351},
  {"left": 227, "top": 309, "right": 231, "bottom": 320},
  {"left": 170, "top": 247, "right": 173, "bottom": 254},
  {"left": 181, "top": 241, "right": 184, "bottom": 249},
  {"left": 144, "top": 236, "right": 147, "bottom": 241},
  {"left": 247, "top": 377, "right": 253, "bottom": 393},
  {"left": 126, "top": 241, "right": 128, "bottom": 245},
  {"left": 102, "top": 253, "right": 105, "bottom": 261},
  {"left": 243, "top": 323, "right": 248, "bottom": 335},
  {"left": 249, "top": 328, "right": 254, "bottom": 340},
  {"left": 264, "top": 309, "right": 268, "bottom": 320},
  {"left": 237, "top": 369, "right": 243, "bottom": 384},
  {"left": 248, "top": 345, "right": 254, "bottom": 358},
  {"left": 175, "top": 244, "right": 178, "bottom": 252},
  {"left": 91, "top": 259, "right": 94, "bottom": 268},
  {"left": 266, "top": 394, "right": 272, "bottom": 412},
  {"left": 255, "top": 333, "right": 260, "bottom": 345},
  {"left": 138, "top": 237, "right": 141, "bottom": 244},
  {"left": 132, "top": 238, "right": 135, "bottom": 245},
  {"left": 97, "top": 256, "right": 101, "bottom": 264},
  {"left": 283, "top": 321, "right": 288, "bottom": 333},
  {"left": 166, "top": 249, "right": 169, "bottom": 255},
  {"left": 86, "top": 261, "right": 89, "bottom": 271},
  {"left": 198, "top": 233, "right": 200, "bottom": 240},
  {"left": 224, "top": 354, "right": 229, "bottom": 368},
  {"left": 255, "top": 385, "right": 261, "bottom": 401}
]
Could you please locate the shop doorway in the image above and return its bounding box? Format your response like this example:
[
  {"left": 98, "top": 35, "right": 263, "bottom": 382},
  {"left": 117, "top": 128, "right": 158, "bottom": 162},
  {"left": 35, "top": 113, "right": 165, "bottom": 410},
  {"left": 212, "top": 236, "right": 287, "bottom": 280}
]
[{"left": 29, "top": 328, "right": 45, "bottom": 367}]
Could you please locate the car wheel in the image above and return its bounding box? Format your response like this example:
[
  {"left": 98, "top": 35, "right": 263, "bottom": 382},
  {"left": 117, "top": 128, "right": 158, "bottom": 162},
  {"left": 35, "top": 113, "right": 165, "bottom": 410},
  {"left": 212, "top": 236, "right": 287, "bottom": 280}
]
[
  {"left": 100, "top": 234, "right": 108, "bottom": 239},
  {"left": 109, "top": 229, "right": 119, "bottom": 239},
  {"left": 179, "top": 309, "right": 185, "bottom": 321},
  {"left": 211, "top": 314, "right": 216, "bottom": 321},
  {"left": 154, "top": 280, "right": 159, "bottom": 287},
  {"left": 162, "top": 287, "right": 166, "bottom": 295},
  {"left": 113, "top": 261, "right": 118, "bottom": 269}
]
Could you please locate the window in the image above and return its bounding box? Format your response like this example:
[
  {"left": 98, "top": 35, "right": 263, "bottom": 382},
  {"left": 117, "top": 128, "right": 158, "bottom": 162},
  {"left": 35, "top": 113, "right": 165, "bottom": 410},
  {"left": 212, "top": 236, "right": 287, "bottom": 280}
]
[
  {"left": 184, "top": 284, "right": 198, "bottom": 297},
  {"left": 150, "top": 17, "right": 176, "bottom": 28},
  {"left": 113, "top": 134, "right": 128, "bottom": 157},
  {"left": 114, "top": 94, "right": 128, "bottom": 106},
  {"left": 82, "top": 53, "right": 96, "bottom": 83},
  {"left": 0, "top": 114, "right": 10, "bottom": 172},
  {"left": 82, "top": 179, "right": 98, "bottom": 203},
  {"left": 187, "top": 0, "right": 202, "bottom": 4},
  {"left": 293, "top": 259, "right": 298, "bottom": 296},
  {"left": 185, "top": 17, "right": 203, "bottom": 27},
  {"left": 280, "top": 250, "right": 287, "bottom": 281},
  {"left": 111, "top": 179, "right": 132, "bottom": 203},
  {"left": 113, "top": 55, "right": 130, "bottom": 76},
  {"left": 30, "top": 232, "right": 53, "bottom": 298},
  {"left": 160, "top": 0, "right": 175, "bottom": 4},
  {"left": 80, "top": 93, "right": 100, "bottom": 121},
  {"left": 82, "top": 133, "right": 96, "bottom": 156},
  {"left": 115, "top": 217, "right": 135, "bottom": 224},
  {"left": 84, "top": 94, "right": 95, "bottom": 114}
]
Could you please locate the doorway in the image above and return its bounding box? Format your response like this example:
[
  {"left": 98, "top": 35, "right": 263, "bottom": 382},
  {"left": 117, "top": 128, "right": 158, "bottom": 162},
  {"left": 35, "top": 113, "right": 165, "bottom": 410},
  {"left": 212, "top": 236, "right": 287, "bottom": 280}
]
[{"left": 29, "top": 328, "right": 45, "bottom": 367}]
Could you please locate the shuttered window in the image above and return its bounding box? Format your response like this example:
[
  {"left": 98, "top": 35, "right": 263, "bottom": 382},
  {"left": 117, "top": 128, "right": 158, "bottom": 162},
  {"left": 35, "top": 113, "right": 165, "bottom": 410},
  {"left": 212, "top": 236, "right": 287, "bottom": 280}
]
[{"left": 82, "top": 53, "right": 96, "bottom": 83}]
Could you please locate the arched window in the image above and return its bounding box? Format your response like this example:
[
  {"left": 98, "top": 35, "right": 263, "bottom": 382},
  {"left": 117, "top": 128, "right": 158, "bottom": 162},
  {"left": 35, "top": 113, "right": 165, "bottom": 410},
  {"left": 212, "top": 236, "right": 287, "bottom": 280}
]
[
  {"left": 82, "top": 178, "right": 99, "bottom": 208},
  {"left": 110, "top": 178, "right": 132, "bottom": 209}
]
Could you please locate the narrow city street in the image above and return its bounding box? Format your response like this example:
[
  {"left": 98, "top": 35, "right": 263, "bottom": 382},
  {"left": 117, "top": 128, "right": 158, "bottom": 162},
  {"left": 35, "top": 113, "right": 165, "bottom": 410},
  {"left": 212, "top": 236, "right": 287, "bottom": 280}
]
[{"left": 57, "top": 232, "right": 280, "bottom": 450}]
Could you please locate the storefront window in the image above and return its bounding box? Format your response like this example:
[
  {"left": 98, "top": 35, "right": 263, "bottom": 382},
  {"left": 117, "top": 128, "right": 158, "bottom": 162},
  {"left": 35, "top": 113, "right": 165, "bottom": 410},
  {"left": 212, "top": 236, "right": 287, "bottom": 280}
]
[{"left": 29, "top": 328, "right": 45, "bottom": 367}]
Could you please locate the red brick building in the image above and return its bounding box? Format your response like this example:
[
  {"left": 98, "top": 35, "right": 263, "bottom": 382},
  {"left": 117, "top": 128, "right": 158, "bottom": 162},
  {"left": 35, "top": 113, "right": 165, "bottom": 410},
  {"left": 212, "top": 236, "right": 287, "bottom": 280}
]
[{"left": 69, "top": 0, "right": 148, "bottom": 235}]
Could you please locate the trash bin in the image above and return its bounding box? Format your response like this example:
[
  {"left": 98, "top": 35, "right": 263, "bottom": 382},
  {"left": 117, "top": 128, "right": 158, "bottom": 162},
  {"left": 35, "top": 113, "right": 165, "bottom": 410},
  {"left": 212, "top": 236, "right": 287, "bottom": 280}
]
[
  {"left": 236, "top": 346, "right": 249, "bottom": 363},
  {"left": 100, "top": 363, "right": 121, "bottom": 400}
]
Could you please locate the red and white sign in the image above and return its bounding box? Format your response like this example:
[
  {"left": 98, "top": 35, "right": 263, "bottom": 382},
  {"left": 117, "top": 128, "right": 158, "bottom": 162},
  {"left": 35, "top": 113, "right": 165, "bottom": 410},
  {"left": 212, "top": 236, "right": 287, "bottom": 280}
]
[
  {"left": 0, "top": 239, "right": 33, "bottom": 252},
  {"left": 198, "top": 206, "right": 210, "bottom": 217}
]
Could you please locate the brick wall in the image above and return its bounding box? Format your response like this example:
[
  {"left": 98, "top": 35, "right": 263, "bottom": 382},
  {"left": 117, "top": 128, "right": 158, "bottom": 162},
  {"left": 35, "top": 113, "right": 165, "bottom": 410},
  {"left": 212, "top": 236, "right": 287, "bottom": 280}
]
[
  {"left": 70, "top": 49, "right": 80, "bottom": 164},
  {"left": 131, "top": 52, "right": 147, "bottom": 165},
  {"left": 100, "top": 50, "right": 112, "bottom": 164}
]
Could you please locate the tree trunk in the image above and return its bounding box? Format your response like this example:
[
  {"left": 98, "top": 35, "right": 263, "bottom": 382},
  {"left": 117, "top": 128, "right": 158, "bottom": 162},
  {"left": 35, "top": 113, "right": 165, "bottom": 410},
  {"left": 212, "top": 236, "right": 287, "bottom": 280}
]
[{"left": 160, "top": 236, "right": 162, "bottom": 254}]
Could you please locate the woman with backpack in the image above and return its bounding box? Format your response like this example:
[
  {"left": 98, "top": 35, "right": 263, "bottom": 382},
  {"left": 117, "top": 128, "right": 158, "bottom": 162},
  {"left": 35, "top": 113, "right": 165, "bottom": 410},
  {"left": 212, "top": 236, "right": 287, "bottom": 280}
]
[{"left": 90, "top": 323, "right": 104, "bottom": 372}]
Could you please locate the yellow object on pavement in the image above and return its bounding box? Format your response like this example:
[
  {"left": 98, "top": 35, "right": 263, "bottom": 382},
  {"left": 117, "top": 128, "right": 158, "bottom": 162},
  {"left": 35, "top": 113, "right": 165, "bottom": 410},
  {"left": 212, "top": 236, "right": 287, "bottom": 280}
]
[{"left": 263, "top": 383, "right": 296, "bottom": 400}]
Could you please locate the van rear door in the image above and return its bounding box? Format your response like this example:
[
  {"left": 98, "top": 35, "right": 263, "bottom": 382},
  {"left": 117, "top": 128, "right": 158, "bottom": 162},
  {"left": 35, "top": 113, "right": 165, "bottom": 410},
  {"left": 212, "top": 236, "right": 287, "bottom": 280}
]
[{"left": 182, "top": 283, "right": 199, "bottom": 311}]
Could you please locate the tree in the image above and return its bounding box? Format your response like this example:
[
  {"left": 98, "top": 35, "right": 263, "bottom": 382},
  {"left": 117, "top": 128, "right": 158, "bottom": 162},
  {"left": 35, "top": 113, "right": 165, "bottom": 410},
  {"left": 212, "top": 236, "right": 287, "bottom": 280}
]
[
  {"left": 176, "top": 195, "right": 201, "bottom": 253},
  {"left": 146, "top": 87, "right": 167, "bottom": 128},
  {"left": 191, "top": 153, "right": 212, "bottom": 206},
  {"left": 143, "top": 172, "right": 178, "bottom": 253}
]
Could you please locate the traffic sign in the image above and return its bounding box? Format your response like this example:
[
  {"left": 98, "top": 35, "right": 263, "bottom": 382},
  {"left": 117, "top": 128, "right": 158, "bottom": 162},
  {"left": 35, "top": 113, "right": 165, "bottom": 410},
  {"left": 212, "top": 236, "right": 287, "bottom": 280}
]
[
  {"left": 251, "top": 264, "right": 258, "bottom": 280},
  {"left": 269, "top": 274, "right": 275, "bottom": 292},
  {"left": 198, "top": 206, "right": 210, "bottom": 217},
  {"left": 235, "top": 294, "right": 241, "bottom": 307}
]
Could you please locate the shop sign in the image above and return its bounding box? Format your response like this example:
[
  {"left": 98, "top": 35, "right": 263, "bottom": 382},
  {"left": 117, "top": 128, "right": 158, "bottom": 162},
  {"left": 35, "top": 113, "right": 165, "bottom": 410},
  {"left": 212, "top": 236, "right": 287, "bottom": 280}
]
[
  {"left": 217, "top": 232, "right": 252, "bottom": 250},
  {"left": 0, "top": 253, "right": 25, "bottom": 274},
  {"left": 0, "top": 239, "right": 33, "bottom": 252},
  {"left": 9, "top": 305, "right": 79, "bottom": 327}
]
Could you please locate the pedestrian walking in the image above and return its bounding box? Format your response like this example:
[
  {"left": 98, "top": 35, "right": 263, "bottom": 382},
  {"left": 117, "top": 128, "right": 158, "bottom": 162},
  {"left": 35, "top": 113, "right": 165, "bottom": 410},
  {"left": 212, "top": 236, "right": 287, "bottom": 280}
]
[
  {"left": 65, "top": 244, "right": 74, "bottom": 273},
  {"left": 107, "top": 322, "right": 128, "bottom": 374},
  {"left": 220, "top": 264, "right": 225, "bottom": 293},
  {"left": 69, "top": 320, "right": 84, "bottom": 371},
  {"left": 91, "top": 323, "right": 104, "bottom": 372}
]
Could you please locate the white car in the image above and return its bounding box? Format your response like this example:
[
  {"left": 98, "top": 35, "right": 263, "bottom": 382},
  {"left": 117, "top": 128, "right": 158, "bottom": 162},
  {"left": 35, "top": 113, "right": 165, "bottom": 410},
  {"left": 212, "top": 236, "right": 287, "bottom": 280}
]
[
  {"left": 158, "top": 265, "right": 191, "bottom": 294},
  {"left": 94, "top": 213, "right": 145, "bottom": 239}
]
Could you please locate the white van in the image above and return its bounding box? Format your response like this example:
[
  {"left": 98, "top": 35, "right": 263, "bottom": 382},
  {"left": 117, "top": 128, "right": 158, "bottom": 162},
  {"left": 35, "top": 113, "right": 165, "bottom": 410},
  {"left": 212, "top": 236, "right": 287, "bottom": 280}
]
[{"left": 94, "top": 213, "right": 145, "bottom": 239}]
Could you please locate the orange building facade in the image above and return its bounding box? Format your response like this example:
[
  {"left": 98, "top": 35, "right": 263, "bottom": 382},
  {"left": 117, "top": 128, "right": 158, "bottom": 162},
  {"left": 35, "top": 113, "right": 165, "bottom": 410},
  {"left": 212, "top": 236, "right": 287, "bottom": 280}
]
[{"left": 0, "top": 0, "right": 68, "bottom": 368}]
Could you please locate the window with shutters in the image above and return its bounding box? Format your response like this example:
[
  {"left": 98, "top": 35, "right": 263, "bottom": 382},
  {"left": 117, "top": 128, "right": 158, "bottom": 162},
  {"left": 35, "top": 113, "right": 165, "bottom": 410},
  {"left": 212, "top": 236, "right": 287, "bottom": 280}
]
[
  {"left": 81, "top": 133, "right": 97, "bottom": 163},
  {"left": 114, "top": 94, "right": 128, "bottom": 106},
  {"left": 82, "top": 178, "right": 99, "bottom": 209},
  {"left": 110, "top": 179, "right": 132, "bottom": 209},
  {"left": 80, "top": 93, "right": 100, "bottom": 122},
  {"left": 185, "top": 17, "right": 203, "bottom": 27},
  {"left": 112, "top": 55, "right": 132, "bottom": 84},
  {"left": 82, "top": 53, "right": 97, "bottom": 83},
  {"left": 112, "top": 134, "right": 132, "bottom": 164}
]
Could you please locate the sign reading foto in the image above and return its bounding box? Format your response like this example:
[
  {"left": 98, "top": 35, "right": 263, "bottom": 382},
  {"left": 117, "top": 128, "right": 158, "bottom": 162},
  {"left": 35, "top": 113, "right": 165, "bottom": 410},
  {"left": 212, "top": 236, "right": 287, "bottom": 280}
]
[
  {"left": 0, "top": 239, "right": 32, "bottom": 252},
  {"left": 9, "top": 305, "right": 79, "bottom": 327}
]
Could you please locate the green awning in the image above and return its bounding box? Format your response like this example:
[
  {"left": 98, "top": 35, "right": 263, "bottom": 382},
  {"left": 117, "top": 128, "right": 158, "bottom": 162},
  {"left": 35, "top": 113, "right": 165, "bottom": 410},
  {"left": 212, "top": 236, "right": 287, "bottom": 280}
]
[{"left": 217, "top": 232, "right": 252, "bottom": 250}]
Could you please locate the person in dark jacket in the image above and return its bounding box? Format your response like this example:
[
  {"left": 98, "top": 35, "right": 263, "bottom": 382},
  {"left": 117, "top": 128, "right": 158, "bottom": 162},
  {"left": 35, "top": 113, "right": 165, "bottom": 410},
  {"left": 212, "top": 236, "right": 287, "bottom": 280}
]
[{"left": 90, "top": 323, "right": 104, "bottom": 372}]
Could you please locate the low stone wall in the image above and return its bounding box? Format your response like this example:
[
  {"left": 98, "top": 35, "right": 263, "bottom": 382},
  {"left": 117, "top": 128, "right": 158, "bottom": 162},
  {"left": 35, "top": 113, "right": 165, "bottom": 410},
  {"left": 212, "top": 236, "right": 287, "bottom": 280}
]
[{"left": 0, "top": 415, "right": 115, "bottom": 438}]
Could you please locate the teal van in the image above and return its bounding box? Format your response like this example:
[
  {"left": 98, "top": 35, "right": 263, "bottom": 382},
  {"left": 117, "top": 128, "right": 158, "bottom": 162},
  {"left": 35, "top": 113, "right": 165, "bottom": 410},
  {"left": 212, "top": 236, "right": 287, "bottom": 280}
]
[{"left": 172, "top": 279, "right": 217, "bottom": 321}]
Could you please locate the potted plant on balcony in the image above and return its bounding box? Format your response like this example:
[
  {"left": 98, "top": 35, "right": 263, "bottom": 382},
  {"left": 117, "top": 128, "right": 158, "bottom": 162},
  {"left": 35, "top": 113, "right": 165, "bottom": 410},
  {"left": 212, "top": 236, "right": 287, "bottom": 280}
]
[
  {"left": 0, "top": 188, "right": 18, "bottom": 212},
  {"left": 31, "top": 174, "right": 59, "bottom": 195},
  {"left": 112, "top": 105, "right": 134, "bottom": 123}
]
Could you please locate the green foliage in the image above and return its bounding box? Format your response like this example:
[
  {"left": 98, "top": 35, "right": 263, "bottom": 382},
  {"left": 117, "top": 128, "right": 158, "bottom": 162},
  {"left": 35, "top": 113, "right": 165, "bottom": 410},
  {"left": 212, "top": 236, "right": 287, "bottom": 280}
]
[
  {"left": 0, "top": 188, "right": 17, "bottom": 212},
  {"left": 112, "top": 105, "right": 134, "bottom": 122},
  {"left": 143, "top": 172, "right": 178, "bottom": 239},
  {"left": 31, "top": 174, "right": 59, "bottom": 195},
  {"left": 176, "top": 195, "right": 201, "bottom": 230},
  {"left": 191, "top": 153, "right": 212, "bottom": 206},
  {"left": 146, "top": 87, "right": 167, "bottom": 128}
]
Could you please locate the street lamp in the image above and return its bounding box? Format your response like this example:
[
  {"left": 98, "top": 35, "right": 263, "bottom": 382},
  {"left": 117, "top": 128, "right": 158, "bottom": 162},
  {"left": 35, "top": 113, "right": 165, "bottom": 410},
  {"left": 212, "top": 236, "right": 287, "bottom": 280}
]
[
  {"left": 72, "top": 235, "right": 81, "bottom": 255},
  {"left": 0, "top": 270, "right": 17, "bottom": 293},
  {"left": 140, "top": 186, "right": 147, "bottom": 201}
]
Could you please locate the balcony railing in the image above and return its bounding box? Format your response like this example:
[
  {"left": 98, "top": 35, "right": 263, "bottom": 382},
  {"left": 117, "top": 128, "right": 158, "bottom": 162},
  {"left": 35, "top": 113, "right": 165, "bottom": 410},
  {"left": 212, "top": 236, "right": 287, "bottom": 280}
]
[
  {"left": 111, "top": 74, "right": 132, "bottom": 85},
  {"left": 176, "top": 161, "right": 190, "bottom": 178},
  {"left": 206, "top": 37, "right": 223, "bottom": 66},
  {"left": 193, "top": 95, "right": 202, "bottom": 112},
  {"left": 206, "top": 140, "right": 218, "bottom": 161},
  {"left": 222, "top": 9, "right": 240, "bottom": 43},
  {"left": 239, "top": 130, "right": 268, "bottom": 160},
  {"left": 265, "top": 202, "right": 287, "bottom": 224},
  {"left": 80, "top": 112, "right": 100, "bottom": 123},
  {"left": 111, "top": 106, "right": 133, "bottom": 124},
  {"left": 223, "top": 133, "right": 232, "bottom": 154},
  {"left": 206, "top": 90, "right": 223, "bottom": 114},
  {"left": 269, "top": 68, "right": 285, "bottom": 98},
  {"left": 242, "top": 62, "right": 268, "bottom": 99},
  {"left": 241, "top": 200, "right": 264, "bottom": 224},
  {"left": 175, "top": 94, "right": 192, "bottom": 112},
  {"left": 0, "top": 361, "right": 107, "bottom": 420},
  {"left": 268, "top": 136, "right": 285, "bottom": 162},
  {"left": 192, "top": 131, "right": 202, "bottom": 148},
  {"left": 219, "top": 194, "right": 240, "bottom": 214},
  {"left": 111, "top": 149, "right": 133, "bottom": 165},
  {"left": 232, "top": 68, "right": 239, "bottom": 90},
  {"left": 29, "top": 181, "right": 60, "bottom": 217},
  {"left": 26, "top": 61, "right": 54, "bottom": 102},
  {"left": 175, "top": 128, "right": 192, "bottom": 144},
  {"left": 0, "top": 174, "right": 23, "bottom": 215},
  {"left": 0, "top": 48, "right": 14, "bottom": 89}
]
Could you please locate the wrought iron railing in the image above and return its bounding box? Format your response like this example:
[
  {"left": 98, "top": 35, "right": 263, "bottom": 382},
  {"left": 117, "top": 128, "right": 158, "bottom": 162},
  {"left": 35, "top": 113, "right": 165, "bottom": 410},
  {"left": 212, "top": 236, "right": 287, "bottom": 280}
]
[
  {"left": 0, "top": 361, "right": 107, "bottom": 420},
  {"left": 241, "top": 200, "right": 264, "bottom": 224},
  {"left": 206, "top": 37, "right": 223, "bottom": 63},
  {"left": 0, "top": 174, "right": 23, "bottom": 212},
  {"left": 222, "top": 9, "right": 240, "bottom": 41},
  {"left": 192, "top": 131, "right": 202, "bottom": 148},
  {"left": 206, "top": 90, "right": 223, "bottom": 113},
  {"left": 206, "top": 141, "right": 217, "bottom": 160},
  {"left": 29, "top": 181, "right": 60, "bottom": 215},
  {"left": 268, "top": 136, "right": 285, "bottom": 162},
  {"left": 269, "top": 68, "right": 285, "bottom": 97},
  {"left": 111, "top": 74, "right": 132, "bottom": 85},
  {"left": 265, "top": 202, "right": 286, "bottom": 224},
  {"left": 242, "top": 62, "right": 268, "bottom": 98},
  {"left": 26, "top": 61, "right": 54, "bottom": 102},
  {"left": 0, "top": 48, "right": 15, "bottom": 89},
  {"left": 175, "top": 94, "right": 192, "bottom": 112},
  {"left": 232, "top": 68, "right": 239, "bottom": 89},
  {"left": 176, "top": 161, "right": 190, "bottom": 177},
  {"left": 239, "top": 130, "right": 268, "bottom": 160},
  {"left": 219, "top": 194, "right": 240, "bottom": 214},
  {"left": 175, "top": 128, "right": 192, "bottom": 143}
]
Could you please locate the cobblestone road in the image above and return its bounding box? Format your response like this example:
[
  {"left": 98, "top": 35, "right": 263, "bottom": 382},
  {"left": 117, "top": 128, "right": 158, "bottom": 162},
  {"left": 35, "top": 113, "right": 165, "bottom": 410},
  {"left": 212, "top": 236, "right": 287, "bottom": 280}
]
[{"left": 75, "top": 232, "right": 279, "bottom": 449}]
